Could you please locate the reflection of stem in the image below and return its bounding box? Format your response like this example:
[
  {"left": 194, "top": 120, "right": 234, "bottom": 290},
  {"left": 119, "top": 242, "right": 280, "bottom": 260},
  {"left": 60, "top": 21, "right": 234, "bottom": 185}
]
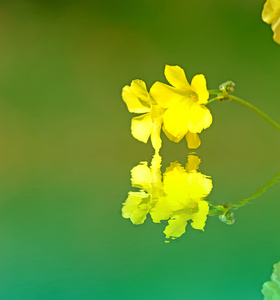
[
  {"left": 231, "top": 172, "right": 280, "bottom": 210},
  {"left": 209, "top": 172, "right": 280, "bottom": 224},
  {"left": 206, "top": 92, "right": 280, "bottom": 132}
]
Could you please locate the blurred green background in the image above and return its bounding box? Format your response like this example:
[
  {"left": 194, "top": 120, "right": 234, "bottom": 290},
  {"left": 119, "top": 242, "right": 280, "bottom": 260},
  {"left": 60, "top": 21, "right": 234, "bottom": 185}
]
[{"left": 0, "top": 0, "right": 279, "bottom": 299}]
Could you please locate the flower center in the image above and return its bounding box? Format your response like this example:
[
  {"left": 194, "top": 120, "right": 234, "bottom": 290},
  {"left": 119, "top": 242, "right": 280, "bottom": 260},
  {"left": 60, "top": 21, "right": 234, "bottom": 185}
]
[{"left": 190, "top": 92, "right": 198, "bottom": 101}]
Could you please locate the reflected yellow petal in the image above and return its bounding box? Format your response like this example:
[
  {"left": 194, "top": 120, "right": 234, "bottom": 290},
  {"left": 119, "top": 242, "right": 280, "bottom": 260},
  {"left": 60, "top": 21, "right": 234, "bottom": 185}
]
[
  {"left": 163, "top": 163, "right": 190, "bottom": 198},
  {"left": 186, "top": 132, "right": 201, "bottom": 149},
  {"left": 150, "top": 81, "right": 185, "bottom": 109},
  {"left": 122, "top": 192, "right": 150, "bottom": 225},
  {"left": 131, "top": 162, "right": 152, "bottom": 190},
  {"left": 186, "top": 154, "right": 201, "bottom": 172},
  {"left": 185, "top": 172, "right": 213, "bottom": 198},
  {"left": 187, "top": 104, "right": 212, "bottom": 133},
  {"left": 164, "top": 65, "right": 191, "bottom": 89},
  {"left": 131, "top": 113, "right": 153, "bottom": 143},
  {"left": 191, "top": 200, "right": 209, "bottom": 230},
  {"left": 122, "top": 81, "right": 151, "bottom": 113},
  {"left": 191, "top": 74, "right": 209, "bottom": 104},
  {"left": 164, "top": 214, "right": 188, "bottom": 239},
  {"left": 150, "top": 196, "right": 172, "bottom": 223},
  {"left": 261, "top": 261, "right": 280, "bottom": 298}
]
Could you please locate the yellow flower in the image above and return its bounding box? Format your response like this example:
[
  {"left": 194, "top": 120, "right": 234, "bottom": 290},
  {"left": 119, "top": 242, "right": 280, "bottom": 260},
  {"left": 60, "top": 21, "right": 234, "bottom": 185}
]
[
  {"left": 122, "top": 80, "right": 164, "bottom": 152},
  {"left": 262, "top": 0, "right": 280, "bottom": 44},
  {"left": 150, "top": 65, "right": 212, "bottom": 149}
]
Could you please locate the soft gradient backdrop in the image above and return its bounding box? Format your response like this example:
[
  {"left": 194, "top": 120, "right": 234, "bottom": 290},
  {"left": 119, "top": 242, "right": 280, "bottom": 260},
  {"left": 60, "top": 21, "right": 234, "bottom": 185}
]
[{"left": 0, "top": 0, "right": 279, "bottom": 299}]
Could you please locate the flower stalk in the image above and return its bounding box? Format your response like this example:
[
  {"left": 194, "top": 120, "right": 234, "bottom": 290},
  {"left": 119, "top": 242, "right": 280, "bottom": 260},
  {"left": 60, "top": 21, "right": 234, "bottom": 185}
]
[{"left": 207, "top": 83, "right": 280, "bottom": 132}]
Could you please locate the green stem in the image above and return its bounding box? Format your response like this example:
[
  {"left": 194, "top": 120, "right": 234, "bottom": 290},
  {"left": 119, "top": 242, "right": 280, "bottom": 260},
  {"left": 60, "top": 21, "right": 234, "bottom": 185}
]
[
  {"left": 208, "top": 89, "right": 222, "bottom": 95},
  {"left": 229, "top": 95, "right": 280, "bottom": 132},
  {"left": 231, "top": 172, "right": 280, "bottom": 210},
  {"left": 207, "top": 91, "right": 280, "bottom": 132},
  {"left": 206, "top": 97, "right": 220, "bottom": 104}
]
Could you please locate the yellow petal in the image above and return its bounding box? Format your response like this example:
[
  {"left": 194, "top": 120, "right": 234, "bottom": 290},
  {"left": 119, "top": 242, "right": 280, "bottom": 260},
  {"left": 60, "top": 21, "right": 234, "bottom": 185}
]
[
  {"left": 150, "top": 104, "right": 164, "bottom": 123},
  {"left": 191, "top": 200, "right": 209, "bottom": 230},
  {"left": 150, "top": 81, "right": 185, "bottom": 109},
  {"left": 122, "top": 81, "right": 151, "bottom": 113},
  {"left": 163, "top": 100, "right": 190, "bottom": 139},
  {"left": 130, "top": 80, "right": 151, "bottom": 102},
  {"left": 122, "top": 192, "right": 150, "bottom": 225},
  {"left": 186, "top": 132, "right": 201, "bottom": 149},
  {"left": 131, "top": 113, "right": 153, "bottom": 143},
  {"left": 191, "top": 74, "right": 209, "bottom": 104},
  {"left": 187, "top": 104, "right": 212, "bottom": 133},
  {"left": 151, "top": 123, "right": 162, "bottom": 152},
  {"left": 272, "top": 17, "right": 280, "bottom": 44},
  {"left": 162, "top": 125, "right": 184, "bottom": 143},
  {"left": 163, "top": 214, "right": 188, "bottom": 239},
  {"left": 131, "top": 162, "right": 152, "bottom": 190},
  {"left": 164, "top": 65, "right": 191, "bottom": 89},
  {"left": 262, "top": 0, "right": 280, "bottom": 24}
]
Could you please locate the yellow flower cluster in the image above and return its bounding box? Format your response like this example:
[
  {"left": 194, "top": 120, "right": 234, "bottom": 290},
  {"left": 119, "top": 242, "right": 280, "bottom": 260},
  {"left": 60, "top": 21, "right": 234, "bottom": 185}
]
[
  {"left": 122, "top": 65, "right": 212, "bottom": 151},
  {"left": 122, "top": 154, "right": 213, "bottom": 241}
]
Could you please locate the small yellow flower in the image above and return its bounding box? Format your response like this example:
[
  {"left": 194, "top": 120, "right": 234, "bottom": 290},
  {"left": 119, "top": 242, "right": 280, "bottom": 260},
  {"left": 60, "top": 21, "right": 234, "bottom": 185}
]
[
  {"left": 262, "top": 0, "right": 280, "bottom": 44},
  {"left": 122, "top": 80, "right": 164, "bottom": 152},
  {"left": 150, "top": 65, "right": 212, "bottom": 149}
]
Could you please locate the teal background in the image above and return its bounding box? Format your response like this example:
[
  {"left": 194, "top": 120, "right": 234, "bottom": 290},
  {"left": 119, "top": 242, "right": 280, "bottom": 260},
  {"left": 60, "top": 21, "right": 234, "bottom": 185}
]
[{"left": 0, "top": 0, "right": 279, "bottom": 299}]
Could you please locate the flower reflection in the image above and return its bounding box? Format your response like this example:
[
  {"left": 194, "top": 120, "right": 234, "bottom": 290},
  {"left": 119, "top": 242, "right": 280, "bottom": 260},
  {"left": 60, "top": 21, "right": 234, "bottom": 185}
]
[
  {"left": 122, "top": 153, "right": 280, "bottom": 242},
  {"left": 262, "top": 261, "right": 280, "bottom": 299},
  {"left": 210, "top": 172, "right": 280, "bottom": 225},
  {"left": 122, "top": 153, "right": 213, "bottom": 241}
]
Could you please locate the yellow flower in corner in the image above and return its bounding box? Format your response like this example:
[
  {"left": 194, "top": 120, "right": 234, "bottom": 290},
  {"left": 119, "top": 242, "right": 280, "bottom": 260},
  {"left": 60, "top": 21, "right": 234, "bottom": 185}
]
[
  {"left": 262, "top": 0, "right": 280, "bottom": 44},
  {"left": 150, "top": 65, "right": 212, "bottom": 149},
  {"left": 122, "top": 80, "right": 164, "bottom": 152}
]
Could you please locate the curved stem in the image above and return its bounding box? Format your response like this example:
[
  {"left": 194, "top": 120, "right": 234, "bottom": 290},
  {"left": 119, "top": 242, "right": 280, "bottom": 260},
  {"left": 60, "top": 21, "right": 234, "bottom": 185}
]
[
  {"left": 231, "top": 172, "right": 280, "bottom": 210},
  {"left": 207, "top": 91, "right": 280, "bottom": 132},
  {"left": 229, "top": 95, "right": 280, "bottom": 132},
  {"left": 206, "top": 97, "right": 220, "bottom": 105},
  {"left": 208, "top": 89, "right": 222, "bottom": 95}
]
